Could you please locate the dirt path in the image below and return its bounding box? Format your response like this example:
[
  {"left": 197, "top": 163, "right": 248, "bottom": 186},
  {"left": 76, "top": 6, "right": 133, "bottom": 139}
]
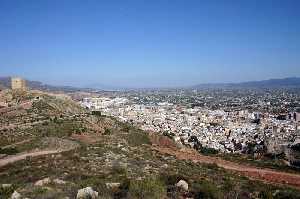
[
  {"left": 154, "top": 147, "right": 300, "bottom": 190},
  {"left": 0, "top": 150, "right": 61, "bottom": 168}
]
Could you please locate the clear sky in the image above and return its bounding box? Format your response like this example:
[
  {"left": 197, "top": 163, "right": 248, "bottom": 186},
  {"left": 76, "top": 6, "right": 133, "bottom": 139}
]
[{"left": 0, "top": 0, "right": 299, "bottom": 88}]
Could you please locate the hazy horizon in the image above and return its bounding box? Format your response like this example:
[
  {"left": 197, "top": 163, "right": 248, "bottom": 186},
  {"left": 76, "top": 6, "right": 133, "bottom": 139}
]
[{"left": 1, "top": 0, "right": 300, "bottom": 88}]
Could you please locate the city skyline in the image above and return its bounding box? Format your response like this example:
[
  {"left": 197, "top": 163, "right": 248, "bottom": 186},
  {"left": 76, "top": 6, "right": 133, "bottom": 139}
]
[{"left": 0, "top": 0, "right": 300, "bottom": 88}]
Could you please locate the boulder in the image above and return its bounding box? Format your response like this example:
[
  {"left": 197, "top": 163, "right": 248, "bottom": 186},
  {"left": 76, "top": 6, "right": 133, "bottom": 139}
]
[
  {"left": 11, "top": 191, "right": 21, "bottom": 199},
  {"left": 176, "top": 180, "right": 189, "bottom": 191},
  {"left": 105, "top": 182, "right": 121, "bottom": 189},
  {"left": 162, "top": 164, "right": 168, "bottom": 168},
  {"left": 76, "top": 187, "right": 98, "bottom": 199},
  {"left": 2, "top": 184, "right": 12, "bottom": 188},
  {"left": 53, "top": 179, "right": 66, "bottom": 185},
  {"left": 34, "top": 177, "right": 51, "bottom": 186}
]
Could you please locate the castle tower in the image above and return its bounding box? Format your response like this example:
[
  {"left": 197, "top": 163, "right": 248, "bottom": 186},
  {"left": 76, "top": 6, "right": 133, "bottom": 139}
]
[{"left": 11, "top": 77, "right": 26, "bottom": 90}]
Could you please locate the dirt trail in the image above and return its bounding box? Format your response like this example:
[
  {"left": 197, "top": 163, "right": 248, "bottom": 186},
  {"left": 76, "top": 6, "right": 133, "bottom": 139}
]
[
  {"left": 154, "top": 147, "right": 300, "bottom": 190},
  {"left": 0, "top": 150, "right": 60, "bottom": 168}
]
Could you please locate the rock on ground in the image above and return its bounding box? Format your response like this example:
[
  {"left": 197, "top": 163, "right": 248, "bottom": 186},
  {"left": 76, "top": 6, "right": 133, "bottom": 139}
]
[
  {"left": 76, "top": 187, "right": 98, "bottom": 199},
  {"left": 34, "top": 177, "right": 51, "bottom": 186},
  {"left": 11, "top": 191, "right": 21, "bottom": 199},
  {"left": 53, "top": 178, "right": 67, "bottom": 185},
  {"left": 1, "top": 184, "right": 12, "bottom": 188},
  {"left": 176, "top": 180, "right": 189, "bottom": 191},
  {"left": 105, "top": 182, "right": 121, "bottom": 189}
]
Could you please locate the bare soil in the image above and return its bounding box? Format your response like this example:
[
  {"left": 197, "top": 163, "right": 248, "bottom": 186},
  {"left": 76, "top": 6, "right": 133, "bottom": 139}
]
[
  {"left": 0, "top": 150, "right": 60, "bottom": 168},
  {"left": 0, "top": 137, "right": 79, "bottom": 168},
  {"left": 154, "top": 146, "right": 300, "bottom": 190}
]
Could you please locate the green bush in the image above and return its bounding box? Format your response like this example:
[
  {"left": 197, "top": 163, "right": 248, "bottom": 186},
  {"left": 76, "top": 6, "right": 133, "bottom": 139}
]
[
  {"left": 104, "top": 128, "right": 112, "bottom": 135},
  {"left": 126, "top": 131, "right": 151, "bottom": 147},
  {"left": 122, "top": 125, "right": 131, "bottom": 132},
  {"left": 273, "top": 190, "right": 300, "bottom": 199},
  {"left": 31, "top": 120, "right": 84, "bottom": 137},
  {"left": 111, "top": 164, "right": 128, "bottom": 176},
  {"left": 32, "top": 187, "right": 48, "bottom": 195},
  {"left": 159, "top": 173, "right": 187, "bottom": 186},
  {"left": 0, "top": 147, "right": 19, "bottom": 155},
  {"left": 192, "top": 180, "right": 222, "bottom": 199},
  {"left": 0, "top": 185, "right": 16, "bottom": 199},
  {"left": 92, "top": 111, "right": 102, "bottom": 116},
  {"left": 259, "top": 190, "right": 273, "bottom": 199},
  {"left": 201, "top": 147, "right": 219, "bottom": 155},
  {"left": 128, "top": 178, "right": 167, "bottom": 199}
]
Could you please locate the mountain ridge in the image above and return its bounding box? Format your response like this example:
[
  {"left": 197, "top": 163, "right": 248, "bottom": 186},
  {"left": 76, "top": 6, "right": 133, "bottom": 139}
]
[
  {"left": 192, "top": 77, "right": 300, "bottom": 89},
  {"left": 1, "top": 76, "right": 300, "bottom": 91}
]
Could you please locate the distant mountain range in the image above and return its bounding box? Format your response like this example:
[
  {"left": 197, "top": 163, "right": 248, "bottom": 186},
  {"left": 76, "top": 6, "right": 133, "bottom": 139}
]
[
  {"left": 1, "top": 76, "right": 300, "bottom": 92},
  {"left": 192, "top": 77, "right": 300, "bottom": 89},
  {"left": 84, "top": 83, "right": 125, "bottom": 91}
]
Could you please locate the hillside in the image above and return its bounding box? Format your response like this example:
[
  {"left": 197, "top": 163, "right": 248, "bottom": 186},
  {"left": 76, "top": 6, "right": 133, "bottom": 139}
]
[{"left": 1, "top": 90, "right": 300, "bottom": 198}]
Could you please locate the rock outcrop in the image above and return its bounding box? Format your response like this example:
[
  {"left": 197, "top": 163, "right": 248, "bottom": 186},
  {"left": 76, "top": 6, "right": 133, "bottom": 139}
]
[
  {"left": 176, "top": 180, "right": 189, "bottom": 191},
  {"left": 34, "top": 177, "right": 51, "bottom": 186},
  {"left": 76, "top": 187, "right": 98, "bottom": 199},
  {"left": 11, "top": 191, "right": 21, "bottom": 199}
]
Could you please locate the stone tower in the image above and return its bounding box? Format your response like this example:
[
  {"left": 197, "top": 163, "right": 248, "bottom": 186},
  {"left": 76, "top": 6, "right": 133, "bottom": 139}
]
[{"left": 11, "top": 77, "right": 26, "bottom": 90}]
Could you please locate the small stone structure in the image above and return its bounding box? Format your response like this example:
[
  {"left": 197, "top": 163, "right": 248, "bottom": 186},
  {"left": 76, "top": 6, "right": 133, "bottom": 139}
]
[{"left": 11, "top": 77, "right": 26, "bottom": 90}]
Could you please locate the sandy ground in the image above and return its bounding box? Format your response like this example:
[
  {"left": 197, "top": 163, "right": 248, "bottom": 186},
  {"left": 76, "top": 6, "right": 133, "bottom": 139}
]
[{"left": 0, "top": 150, "right": 61, "bottom": 168}]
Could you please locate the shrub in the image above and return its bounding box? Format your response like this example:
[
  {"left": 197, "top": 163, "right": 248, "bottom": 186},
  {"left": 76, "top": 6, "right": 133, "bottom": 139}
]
[
  {"left": 0, "top": 147, "right": 19, "bottom": 155},
  {"left": 201, "top": 147, "right": 219, "bottom": 155},
  {"left": 32, "top": 187, "right": 48, "bottom": 195},
  {"left": 92, "top": 111, "right": 102, "bottom": 116},
  {"left": 128, "top": 178, "right": 167, "bottom": 199},
  {"left": 192, "top": 180, "right": 222, "bottom": 199},
  {"left": 104, "top": 128, "right": 111, "bottom": 135},
  {"left": 111, "top": 163, "right": 128, "bottom": 176},
  {"left": 127, "top": 131, "right": 151, "bottom": 146},
  {"left": 259, "top": 189, "right": 273, "bottom": 199},
  {"left": 273, "top": 190, "right": 300, "bottom": 199},
  {"left": 159, "top": 173, "right": 187, "bottom": 186},
  {"left": 122, "top": 125, "right": 131, "bottom": 132},
  {"left": 0, "top": 185, "right": 16, "bottom": 198}
]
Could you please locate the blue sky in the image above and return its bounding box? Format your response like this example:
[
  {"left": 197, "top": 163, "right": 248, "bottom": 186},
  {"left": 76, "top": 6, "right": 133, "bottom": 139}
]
[{"left": 0, "top": 0, "right": 299, "bottom": 88}]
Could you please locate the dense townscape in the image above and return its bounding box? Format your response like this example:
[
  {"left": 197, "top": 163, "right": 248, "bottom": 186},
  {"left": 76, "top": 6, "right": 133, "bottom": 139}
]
[{"left": 80, "top": 89, "right": 300, "bottom": 167}]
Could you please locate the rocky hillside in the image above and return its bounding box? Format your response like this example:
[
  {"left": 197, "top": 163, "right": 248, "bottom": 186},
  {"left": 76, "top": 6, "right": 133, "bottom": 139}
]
[
  {"left": 0, "top": 90, "right": 88, "bottom": 146},
  {"left": 0, "top": 90, "right": 300, "bottom": 198}
]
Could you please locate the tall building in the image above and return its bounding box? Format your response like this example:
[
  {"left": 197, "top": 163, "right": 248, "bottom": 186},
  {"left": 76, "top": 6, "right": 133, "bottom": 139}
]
[
  {"left": 294, "top": 112, "right": 300, "bottom": 122},
  {"left": 11, "top": 77, "right": 26, "bottom": 90}
]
